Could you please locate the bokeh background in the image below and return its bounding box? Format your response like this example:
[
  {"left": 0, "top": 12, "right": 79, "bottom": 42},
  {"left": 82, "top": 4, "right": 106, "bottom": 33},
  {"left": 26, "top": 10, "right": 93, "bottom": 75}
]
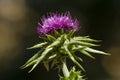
[{"left": 0, "top": 0, "right": 120, "bottom": 80}]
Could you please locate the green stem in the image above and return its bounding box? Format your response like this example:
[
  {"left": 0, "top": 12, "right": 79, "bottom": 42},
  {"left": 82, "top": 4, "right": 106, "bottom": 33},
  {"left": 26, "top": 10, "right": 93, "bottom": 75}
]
[{"left": 62, "top": 59, "right": 70, "bottom": 77}]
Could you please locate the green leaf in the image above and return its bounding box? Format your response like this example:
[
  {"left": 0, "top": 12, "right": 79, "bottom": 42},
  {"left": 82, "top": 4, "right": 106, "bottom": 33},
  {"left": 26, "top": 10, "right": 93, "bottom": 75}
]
[
  {"left": 74, "top": 55, "right": 83, "bottom": 62},
  {"left": 54, "top": 30, "right": 60, "bottom": 37},
  {"left": 69, "top": 67, "right": 80, "bottom": 80},
  {"left": 61, "top": 28, "right": 64, "bottom": 34},
  {"left": 51, "top": 60, "right": 57, "bottom": 69},
  {"left": 48, "top": 54, "right": 57, "bottom": 59},
  {"left": 69, "top": 67, "right": 85, "bottom": 80},
  {"left": 85, "top": 48, "right": 110, "bottom": 55},
  {"left": 47, "top": 35, "right": 65, "bottom": 48},
  {"left": 27, "top": 42, "right": 47, "bottom": 49},
  {"left": 67, "top": 29, "right": 75, "bottom": 38},
  {"left": 60, "top": 77, "right": 69, "bottom": 80},
  {"left": 43, "top": 61, "right": 49, "bottom": 71},
  {"left": 21, "top": 59, "right": 36, "bottom": 69},
  {"left": 38, "top": 36, "right": 48, "bottom": 41},
  {"left": 60, "top": 67, "right": 85, "bottom": 80},
  {"left": 64, "top": 45, "right": 85, "bottom": 71},
  {"left": 77, "top": 57, "right": 83, "bottom": 62},
  {"left": 73, "top": 36, "right": 100, "bottom": 42},
  {"left": 21, "top": 49, "right": 43, "bottom": 69},
  {"left": 70, "top": 40, "right": 98, "bottom": 47},
  {"left": 80, "top": 50, "right": 95, "bottom": 59},
  {"left": 46, "top": 34, "right": 56, "bottom": 41},
  {"left": 72, "top": 45, "right": 86, "bottom": 51},
  {"left": 61, "top": 34, "right": 66, "bottom": 43},
  {"left": 47, "top": 39, "right": 61, "bottom": 48},
  {"left": 29, "top": 47, "right": 53, "bottom": 72}
]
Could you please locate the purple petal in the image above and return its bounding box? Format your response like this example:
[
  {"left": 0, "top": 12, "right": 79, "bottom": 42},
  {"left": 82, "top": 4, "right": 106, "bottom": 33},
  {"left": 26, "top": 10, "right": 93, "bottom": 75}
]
[{"left": 37, "top": 12, "right": 80, "bottom": 35}]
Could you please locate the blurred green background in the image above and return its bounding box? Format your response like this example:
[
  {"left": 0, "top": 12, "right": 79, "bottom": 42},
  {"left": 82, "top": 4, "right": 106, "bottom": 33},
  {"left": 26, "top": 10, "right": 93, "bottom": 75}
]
[{"left": 0, "top": 0, "right": 120, "bottom": 80}]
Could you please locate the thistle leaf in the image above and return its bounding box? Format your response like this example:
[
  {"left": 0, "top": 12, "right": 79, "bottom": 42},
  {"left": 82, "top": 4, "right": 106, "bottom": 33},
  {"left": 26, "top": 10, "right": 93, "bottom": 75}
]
[
  {"left": 29, "top": 47, "right": 53, "bottom": 72},
  {"left": 80, "top": 50, "right": 95, "bottom": 59},
  {"left": 43, "top": 61, "right": 49, "bottom": 71},
  {"left": 85, "top": 48, "right": 110, "bottom": 55},
  {"left": 47, "top": 35, "right": 65, "bottom": 48},
  {"left": 48, "top": 54, "right": 57, "bottom": 60},
  {"left": 47, "top": 39, "right": 61, "bottom": 48},
  {"left": 21, "top": 50, "right": 43, "bottom": 69},
  {"left": 67, "top": 29, "right": 75, "bottom": 38},
  {"left": 27, "top": 42, "right": 47, "bottom": 49},
  {"left": 60, "top": 77, "right": 68, "bottom": 80},
  {"left": 74, "top": 55, "right": 83, "bottom": 62},
  {"left": 70, "top": 40, "right": 98, "bottom": 47},
  {"left": 28, "top": 62, "right": 38, "bottom": 73},
  {"left": 64, "top": 45, "right": 85, "bottom": 71},
  {"left": 54, "top": 30, "right": 60, "bottom": 37},
  {"left": 73, "top": 36, "right": 100, "bottom": 42},
  {"left": 72, "top": 45, "right": 86, "bottom": 51},
  {"left": 77, "top": 57, "right": 83, "bottom": 62},
  {"left": 21, "top": 60, "right": 36, "bottom": 69},
  {"left": 39, "top": 36, "right": 48, "bottom": 41},
  {"left": 69, "top": 67, "right": 81, "bottom": 80},
  {"left": 60, "top": 67, "right": 85, "bottom": 80},
  {"left": 51, "top": 60, "right": 57, "bottom": 69},
  {"left": 46, "top": 34, "right": 56, "bottom": 41},
  {"left": 61, "top": 28, "right": 64, "bottom": 34}
]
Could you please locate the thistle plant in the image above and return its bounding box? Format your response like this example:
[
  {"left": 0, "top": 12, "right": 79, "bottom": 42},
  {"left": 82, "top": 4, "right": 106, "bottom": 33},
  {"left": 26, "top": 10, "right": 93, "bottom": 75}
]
[{"left": 21, "top": 12, "right": 109, "bottom": 80}]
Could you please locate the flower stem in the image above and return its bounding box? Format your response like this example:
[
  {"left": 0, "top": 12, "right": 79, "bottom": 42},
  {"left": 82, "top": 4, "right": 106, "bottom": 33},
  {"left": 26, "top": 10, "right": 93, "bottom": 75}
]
[{"left": 62, "top": 58, "right": 70, "bottom": 77}]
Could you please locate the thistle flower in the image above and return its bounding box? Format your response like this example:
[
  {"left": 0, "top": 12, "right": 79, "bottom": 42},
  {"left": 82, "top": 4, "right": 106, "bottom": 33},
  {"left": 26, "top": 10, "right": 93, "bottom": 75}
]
[
  {"left": 22, "top": 12, "right": 109, "bottom": 80},
  {"left": 37, "top": 12, "right": 79, "bottom": 35}
]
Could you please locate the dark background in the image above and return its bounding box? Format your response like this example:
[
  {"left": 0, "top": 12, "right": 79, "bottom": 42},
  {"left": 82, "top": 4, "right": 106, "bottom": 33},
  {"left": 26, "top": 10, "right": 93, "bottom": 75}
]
[{"left": 0, "top": 0, "right": 120, "bottom": 80}]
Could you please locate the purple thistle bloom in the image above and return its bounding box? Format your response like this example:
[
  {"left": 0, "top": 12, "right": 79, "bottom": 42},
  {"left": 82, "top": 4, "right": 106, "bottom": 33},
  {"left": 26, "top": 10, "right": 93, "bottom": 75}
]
[{"left": 37, "top": 12, "right": 79, "bottom": 35}]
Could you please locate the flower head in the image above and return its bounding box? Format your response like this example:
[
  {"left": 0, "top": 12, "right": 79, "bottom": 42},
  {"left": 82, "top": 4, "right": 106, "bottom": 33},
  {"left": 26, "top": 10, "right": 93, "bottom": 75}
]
[{"left": 37, "top": 12, "right": 79, "bottom": 35}]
